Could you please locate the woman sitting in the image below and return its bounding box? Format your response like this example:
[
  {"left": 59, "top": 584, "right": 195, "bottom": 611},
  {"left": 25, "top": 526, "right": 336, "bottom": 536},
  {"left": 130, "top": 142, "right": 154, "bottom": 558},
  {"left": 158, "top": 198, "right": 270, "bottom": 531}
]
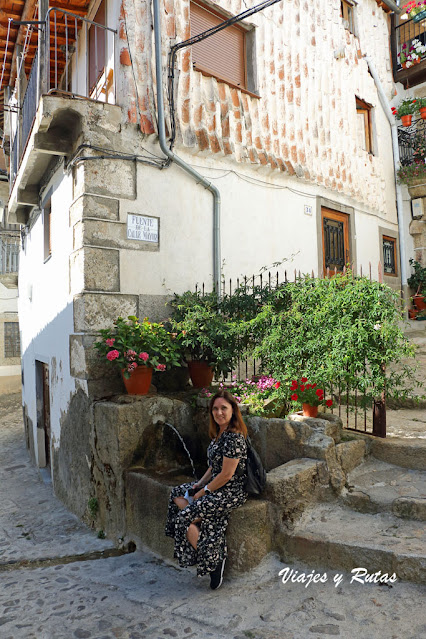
[{"left": 165, "top": 389, "right": 248, "bottom": 589}]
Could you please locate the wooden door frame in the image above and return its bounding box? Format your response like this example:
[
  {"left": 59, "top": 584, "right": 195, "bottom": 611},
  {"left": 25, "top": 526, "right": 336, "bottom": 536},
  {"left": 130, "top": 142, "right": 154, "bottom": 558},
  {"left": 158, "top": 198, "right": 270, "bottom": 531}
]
[{"left": 316, "top": 197, "right": 356, "bottom": 277}]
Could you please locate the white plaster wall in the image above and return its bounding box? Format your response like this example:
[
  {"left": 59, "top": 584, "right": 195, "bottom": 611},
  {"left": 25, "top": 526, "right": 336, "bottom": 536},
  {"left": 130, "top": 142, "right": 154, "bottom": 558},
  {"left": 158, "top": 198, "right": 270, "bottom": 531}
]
[
  {"left": 120, "top": 146, "right": 398, "bottom": 294},
  {"left": 18, "top": 168, "right": 79, "bottom": 467},
  {"left": 0, "top": 282, "right": 18, "bottom": 313}
]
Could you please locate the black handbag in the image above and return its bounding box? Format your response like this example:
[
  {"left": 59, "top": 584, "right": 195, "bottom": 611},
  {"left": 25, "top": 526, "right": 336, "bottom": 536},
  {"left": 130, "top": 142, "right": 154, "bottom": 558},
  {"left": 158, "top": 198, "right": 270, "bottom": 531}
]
[{"left": 236, "top": 436, "right": 266, "bottom": 496}]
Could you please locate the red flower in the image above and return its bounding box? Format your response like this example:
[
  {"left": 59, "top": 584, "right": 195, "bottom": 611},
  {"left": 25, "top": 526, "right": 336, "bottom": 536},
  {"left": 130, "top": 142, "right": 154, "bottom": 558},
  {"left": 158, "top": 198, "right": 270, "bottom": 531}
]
[
  {"left": 300, "top": 385, "right": 306, "bottom": 392},
  {"left": 291, "top": 393, "right": 298, "bottom": 401},
  {"left": 291, "top": 380, "right": 298, "bottom": 390},
  {"left": 316, "top": 389, "right": 324, "bottom": 397},
  {"left": 306, "top": 384, "right": 311, "bottom": 389},
  {"left": 275, "top": 381, "right": 281, "bottom": 389},
  {"left": 326, "top": 399, "right": 333, "bottom": 407},
  {"left": 301, "top": 377, "right": 308, "bottom": 383},
  {"left": 312, "top": 383, "right": 317, "bottom": 388}
]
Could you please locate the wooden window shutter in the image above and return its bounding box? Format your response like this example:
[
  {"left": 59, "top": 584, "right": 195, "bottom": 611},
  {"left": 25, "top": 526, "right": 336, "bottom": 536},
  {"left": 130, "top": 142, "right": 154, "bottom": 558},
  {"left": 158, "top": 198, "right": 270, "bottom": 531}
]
[{"left": 190, "top": 2, "right": 246, "bottom": 89}]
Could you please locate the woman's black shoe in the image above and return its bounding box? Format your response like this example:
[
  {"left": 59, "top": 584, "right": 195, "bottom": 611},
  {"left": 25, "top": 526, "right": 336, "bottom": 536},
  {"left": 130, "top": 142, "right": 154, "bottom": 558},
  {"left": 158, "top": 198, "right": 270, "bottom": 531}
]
[{"left": 210, "top": 557, "right": 226, "bottom": 590}]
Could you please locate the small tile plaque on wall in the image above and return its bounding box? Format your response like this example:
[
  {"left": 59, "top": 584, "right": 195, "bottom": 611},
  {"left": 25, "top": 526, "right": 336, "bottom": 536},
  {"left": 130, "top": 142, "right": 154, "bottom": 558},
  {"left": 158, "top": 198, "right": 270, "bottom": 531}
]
[{"left": 127, "top": 214, "right": 159, "bottom": 242}]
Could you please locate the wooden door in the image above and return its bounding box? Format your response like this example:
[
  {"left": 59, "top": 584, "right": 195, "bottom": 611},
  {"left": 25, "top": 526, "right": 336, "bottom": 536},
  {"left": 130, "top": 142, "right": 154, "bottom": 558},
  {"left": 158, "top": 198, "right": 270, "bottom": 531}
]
[
  {"left": 42, "top": 363, "right": 51, "bottom": 467},
  {"left": 321, "top": 208, "right": 350, "bottom": 275}
]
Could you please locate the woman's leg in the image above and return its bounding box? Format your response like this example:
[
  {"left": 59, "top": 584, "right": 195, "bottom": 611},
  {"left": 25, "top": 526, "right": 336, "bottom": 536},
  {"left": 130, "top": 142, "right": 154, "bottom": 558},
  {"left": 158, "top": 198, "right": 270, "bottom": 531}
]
[
  {"left": 187, "top": 522, "right": 200, "bottom": 549},
  {"left": 173, "top": 496, "right": 189, "bottom": 509}
]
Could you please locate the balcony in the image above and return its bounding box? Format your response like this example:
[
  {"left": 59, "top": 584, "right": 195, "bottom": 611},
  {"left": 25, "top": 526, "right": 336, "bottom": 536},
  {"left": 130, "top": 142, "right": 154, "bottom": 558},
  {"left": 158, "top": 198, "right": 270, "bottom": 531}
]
[
  {"left": 5, "top": 7, "right": 118, "bottom": 224},
  {"left": 392, "top": 13, "right": 426, "bottom": 87},
  {"left": 397, "top": 115, "right": 426, "bottom": 166}
]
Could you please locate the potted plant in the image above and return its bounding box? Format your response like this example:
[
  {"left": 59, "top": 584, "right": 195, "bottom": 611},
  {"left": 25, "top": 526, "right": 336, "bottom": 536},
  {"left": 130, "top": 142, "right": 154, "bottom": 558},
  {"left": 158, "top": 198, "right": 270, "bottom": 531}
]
[
  {"left": 415, "top": 95, "right": 426, "bottom": 119},
  {"left": 391, "top": 98, "right": 417, "bottom": 127},
  {"left": 172, "top": 305, "right": 238, "bottom": 387},
  {"left": 94, "top": 316, "right": 182, "bottom": 394},
  {"left": 289, "top": 378, "right": 333, "bottom": 418},
  {"left": 407, "top": 259, "right": 426, "bottom": 310},
  {"left": 402, "top": 1, "right": 426, "bottom": 21}
]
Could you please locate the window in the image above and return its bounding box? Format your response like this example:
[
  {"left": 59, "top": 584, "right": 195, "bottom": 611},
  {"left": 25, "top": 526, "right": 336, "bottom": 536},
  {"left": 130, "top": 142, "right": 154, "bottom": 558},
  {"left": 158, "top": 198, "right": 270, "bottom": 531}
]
[
  {"left": 383, "top": 236, "right": 397, "bottom": 276},
  {"left": 322, "top": 208, "right": 350, "bottom": 275},
  {"left": 89, "top": 0, "right": 107, "bottom": 97},
  {"left": 190, "top": 1, "right": 247, "bottom": 90},
  {"left": 4, "top": 322, "right": 20, "bottom": 358},
  {"left": 356, "top": 98, "right": 373, "bottom": 154},
  {"left": 340, "top": 0, "right": 354, "bottom": 34},
  {"left": 43, "top": 199, "right": 51, "bottom": 262}
]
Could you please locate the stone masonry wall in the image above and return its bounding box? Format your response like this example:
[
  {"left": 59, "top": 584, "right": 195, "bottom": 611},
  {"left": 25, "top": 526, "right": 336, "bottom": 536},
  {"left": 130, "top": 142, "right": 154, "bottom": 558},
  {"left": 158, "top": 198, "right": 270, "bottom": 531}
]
[{"left": 118, "top": 0, "right": 396, "bottom": 215}]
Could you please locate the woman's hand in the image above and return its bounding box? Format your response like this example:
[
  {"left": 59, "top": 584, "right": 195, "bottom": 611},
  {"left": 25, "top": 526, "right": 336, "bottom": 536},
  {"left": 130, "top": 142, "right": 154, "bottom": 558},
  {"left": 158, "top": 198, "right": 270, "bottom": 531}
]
[{"left": 193, "top": 489, "right": 205, "bottom": 500}]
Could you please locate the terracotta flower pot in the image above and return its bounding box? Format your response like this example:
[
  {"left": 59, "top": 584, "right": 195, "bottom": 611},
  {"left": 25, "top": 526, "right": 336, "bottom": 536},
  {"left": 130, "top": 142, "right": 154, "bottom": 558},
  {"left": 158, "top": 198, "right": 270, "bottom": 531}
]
[
  {"left": 302, "top": 403, "right": 319, "bottom": 418},
  {"left": 408, "top": 308, "right": 419, "bottom": 320},
  {"left": 187, "top": 360, "right": 214, "bottom": 388},
  {"left": 122, "top": 365, "right": 153, "bottom": 395},
  {"left": 412, "top": 293, "right": 426, "bottom": 311},
  {"left": 401, "top": 114, "right": 413, "bottom": 127},
  {"left": 420, "top": 107, "right": 426, "bottom": 120}
]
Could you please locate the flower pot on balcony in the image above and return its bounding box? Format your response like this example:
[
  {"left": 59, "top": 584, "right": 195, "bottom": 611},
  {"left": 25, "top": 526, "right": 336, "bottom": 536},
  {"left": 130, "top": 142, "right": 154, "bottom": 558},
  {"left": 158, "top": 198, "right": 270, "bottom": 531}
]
[
  {"left": 420, "top": 107, "right": 426, "bottom": 120},
  {"left": 401, "top": 115, "right": 413, "bottom": 127}
]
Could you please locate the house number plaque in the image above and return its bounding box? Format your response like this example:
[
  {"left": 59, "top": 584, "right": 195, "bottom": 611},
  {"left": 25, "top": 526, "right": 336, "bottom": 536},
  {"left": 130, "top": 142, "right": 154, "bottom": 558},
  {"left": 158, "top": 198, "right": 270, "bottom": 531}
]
[{"left": 127, "top": 214, "right": 159, "bottom": 242}]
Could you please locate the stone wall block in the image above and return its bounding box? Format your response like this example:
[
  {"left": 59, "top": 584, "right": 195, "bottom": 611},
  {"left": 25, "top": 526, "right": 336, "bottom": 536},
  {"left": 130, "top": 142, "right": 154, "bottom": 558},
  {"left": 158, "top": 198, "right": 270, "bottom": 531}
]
[
  {"left": 79, "top": 219, "right": 159, "bottom": 252},
  {"left": 335, "top": 440, "right": 366, "bottom": 474},
  {"left": 74, "top": 158, "right": 136, "bottom": 200},
  {"left": 74, "top": 292, "right": 138, "bottom": 332},
  {"left": 69, "top": 333, "right": 123, "bottom": 382},
  {"left": 70, "top": 194, "right": 120, "bottom": 226},
  {"left": 70, "top": 247, "right": 120, "bottom": 293}
]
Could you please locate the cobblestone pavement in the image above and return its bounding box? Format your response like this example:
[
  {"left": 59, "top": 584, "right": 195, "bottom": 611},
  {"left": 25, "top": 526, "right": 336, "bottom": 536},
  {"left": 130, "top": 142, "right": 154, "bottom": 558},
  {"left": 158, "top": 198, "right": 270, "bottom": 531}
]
[{"left": 1, "top": 392, "right": 426, "bottom": 639}]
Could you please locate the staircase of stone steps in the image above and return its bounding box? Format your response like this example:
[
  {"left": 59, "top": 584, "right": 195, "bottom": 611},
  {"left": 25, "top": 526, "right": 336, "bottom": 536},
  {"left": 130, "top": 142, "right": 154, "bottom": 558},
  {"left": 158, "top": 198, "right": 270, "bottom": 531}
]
[{"left": 277, "top": 446, "right": 426, "bottom": 585}]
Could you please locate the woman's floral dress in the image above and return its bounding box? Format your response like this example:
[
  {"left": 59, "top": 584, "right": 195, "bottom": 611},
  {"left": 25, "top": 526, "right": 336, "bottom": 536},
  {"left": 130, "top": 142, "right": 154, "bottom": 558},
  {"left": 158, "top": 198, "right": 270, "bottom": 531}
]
[{"left": 165, "top": 431, "right": 247, "bottom": 576}]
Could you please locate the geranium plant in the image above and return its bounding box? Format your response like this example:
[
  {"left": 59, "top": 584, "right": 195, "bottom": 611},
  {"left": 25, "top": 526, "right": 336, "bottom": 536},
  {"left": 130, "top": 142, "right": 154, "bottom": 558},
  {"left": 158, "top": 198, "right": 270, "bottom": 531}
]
[
  {"left": 94, "top": 316, "right": 182, "bottom": 378},
  {"left": 199, "top": 375, "right": 283, "bottom": 415},
  {"left": 289, "top": 378, "right": 333, "bottom": 408},
  {"left": 402, "top": 0, "right": 426, "bottom": 19},
  {"left": 391, "top": 98, "right": 417, "bottom": 119}
]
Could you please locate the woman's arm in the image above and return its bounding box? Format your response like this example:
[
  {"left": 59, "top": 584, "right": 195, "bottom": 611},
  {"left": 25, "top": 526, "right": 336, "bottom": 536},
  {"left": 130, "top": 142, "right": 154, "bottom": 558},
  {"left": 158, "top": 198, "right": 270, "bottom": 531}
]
[
  {"left": 193, "top": 467, "right": 213, "bottom": 488},
  {"left": 194, "top": 457, "right": 239, "bottom": 498}
]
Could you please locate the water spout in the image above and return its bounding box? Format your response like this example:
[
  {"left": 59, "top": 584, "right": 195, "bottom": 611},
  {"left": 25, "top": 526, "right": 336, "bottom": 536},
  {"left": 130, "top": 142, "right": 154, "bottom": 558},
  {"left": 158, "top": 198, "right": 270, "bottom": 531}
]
[{"left": 163, "top": 422, "right": 197, "bottom": 480}]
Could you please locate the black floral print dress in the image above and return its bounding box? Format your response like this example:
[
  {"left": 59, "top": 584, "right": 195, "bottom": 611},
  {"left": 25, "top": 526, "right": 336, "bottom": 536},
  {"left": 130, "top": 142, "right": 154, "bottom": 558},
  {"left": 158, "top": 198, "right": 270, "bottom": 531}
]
[{"left": 165, "top": 431, "right": 247, "bottom": 576}]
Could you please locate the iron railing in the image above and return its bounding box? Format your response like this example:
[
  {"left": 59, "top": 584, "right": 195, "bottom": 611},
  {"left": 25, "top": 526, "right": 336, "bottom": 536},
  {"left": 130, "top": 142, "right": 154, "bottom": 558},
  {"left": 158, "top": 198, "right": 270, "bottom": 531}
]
[
  {"left": 394, "top": 15, "right": 426, "bottom": 70},
  {"left": 397, "top": 116, "right": 426, "bottom": 166},
  {"left": 9, "top": 8, "right": 116, "bottom": 187},
  {"left": 46, "top": 8, "right": 116, "bottom": 102},
  {"left": 21, "top": 49, "right": 39, "bottom": 159},
  {"left": 193, "top": 264, "right": 388, "bottom": 437},
  {"left": 0, "top": 238, "right": 20, "bottom": 273}
]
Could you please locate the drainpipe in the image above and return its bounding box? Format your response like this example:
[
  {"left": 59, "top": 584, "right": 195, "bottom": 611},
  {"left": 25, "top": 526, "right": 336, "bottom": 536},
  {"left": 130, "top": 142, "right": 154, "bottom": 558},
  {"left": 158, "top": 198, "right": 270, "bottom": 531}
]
[
  {"left": 152, "top": 0, "right": 221, "bottom": 296},
  {"left": 364, "top": 56, "right": 407, "bottom": 294}
]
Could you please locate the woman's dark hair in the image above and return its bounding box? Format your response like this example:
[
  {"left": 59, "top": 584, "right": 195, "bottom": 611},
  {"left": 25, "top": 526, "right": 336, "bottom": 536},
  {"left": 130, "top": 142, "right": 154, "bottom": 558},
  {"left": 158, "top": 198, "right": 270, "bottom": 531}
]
[{"left": 208, "top": 390, "right": 248, "bottom": 439}]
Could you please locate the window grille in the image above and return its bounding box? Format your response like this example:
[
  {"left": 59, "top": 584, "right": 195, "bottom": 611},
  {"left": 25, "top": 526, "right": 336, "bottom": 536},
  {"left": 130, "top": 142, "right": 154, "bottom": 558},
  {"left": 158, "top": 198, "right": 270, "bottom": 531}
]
[
  {"left": 4, "top": 322, "right": 20, "bottom": 358},
  {"left": 383, "top": 236, "right": 397, "bottom": 275}
]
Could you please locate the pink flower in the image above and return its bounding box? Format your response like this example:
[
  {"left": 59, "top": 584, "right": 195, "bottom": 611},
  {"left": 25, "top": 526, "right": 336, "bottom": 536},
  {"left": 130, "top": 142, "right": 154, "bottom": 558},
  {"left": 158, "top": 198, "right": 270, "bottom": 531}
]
[
  {"left": 105, "top": 338, "right": 115, "bottom": 347},
  {"left": 106, "top": 350, "right": 120, "bottom": 361},
  {"left": 156, "top": 364, "right": 166, "bottom": 371},
  {"left": 127, "top": 362, "right": 138, "bottom": 372},
  {"left": 139, "top": 352, "right": 149, "bottom": 362}
]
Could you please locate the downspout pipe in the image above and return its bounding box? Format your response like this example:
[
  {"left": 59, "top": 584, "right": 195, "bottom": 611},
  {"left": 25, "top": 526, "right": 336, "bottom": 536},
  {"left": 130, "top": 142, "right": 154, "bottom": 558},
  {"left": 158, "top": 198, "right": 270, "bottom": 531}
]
[
  {"left": 152, "top": 0, "right": 221, "bottom": 296},
  {"left": 364, "top": 56, "right": 407, "bottom": 292}
]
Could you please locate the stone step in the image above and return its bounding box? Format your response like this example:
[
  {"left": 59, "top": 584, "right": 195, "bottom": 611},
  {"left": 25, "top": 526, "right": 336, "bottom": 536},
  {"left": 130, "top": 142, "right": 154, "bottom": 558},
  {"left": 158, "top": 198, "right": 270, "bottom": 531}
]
[
  {"left": 370, "top": 437, "right": 426, "bottom": 471},
  {"left": 125, "top": 469, "right": 272, "bottom": 574},
  {"left": 278, "top": 503, "right": 426, "bottom": 584},
  {"left": 341, "top": 458, "right": 426, "bottom": 521}
]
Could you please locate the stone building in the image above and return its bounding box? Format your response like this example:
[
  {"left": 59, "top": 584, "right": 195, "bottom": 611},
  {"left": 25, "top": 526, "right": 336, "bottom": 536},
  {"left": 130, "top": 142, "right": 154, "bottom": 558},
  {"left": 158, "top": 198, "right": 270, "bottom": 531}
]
[{"left": 0, "top": 0, "right": 411, "bottom": 516}]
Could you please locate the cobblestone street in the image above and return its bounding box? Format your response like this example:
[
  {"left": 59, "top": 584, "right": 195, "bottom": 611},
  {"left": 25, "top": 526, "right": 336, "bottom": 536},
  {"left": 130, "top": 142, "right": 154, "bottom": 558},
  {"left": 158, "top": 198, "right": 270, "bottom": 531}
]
[{"left": 1, "top": 392, "right": 426, "bottom": 639}]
